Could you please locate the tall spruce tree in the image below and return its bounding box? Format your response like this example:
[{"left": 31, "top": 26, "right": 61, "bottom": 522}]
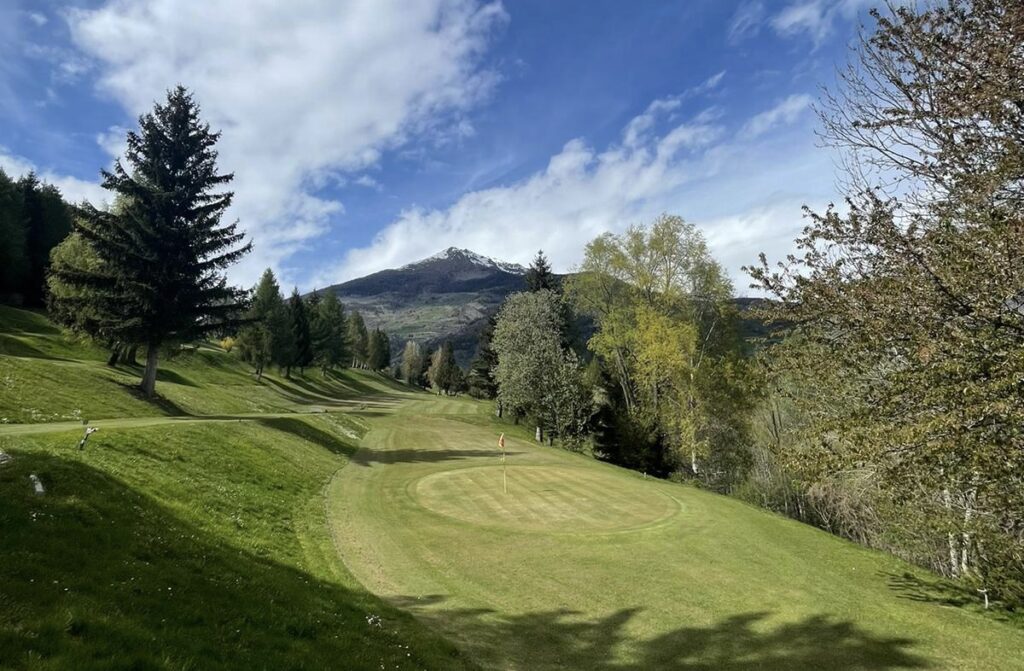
[
  {"left": 0, "top": 169, "right": 29, "bottom": 300},
  {"left": 21, "top": 174, "right": 73, "bottom": 306},
  {"left": 236, "top": 269, "right": 287, "bottom": 380},
  {"left": 52, "top": 86, "right": 249, "bottom": 397},
  {"left": 467, "top": 314, "right": 499, "bottom": 399},
  {"left": 287, "top": 288, "right": 313, "bottom": 375},
  {"left": 311, "top": 291, "right": 347, "bottom": 376},
  {"left": 525, "top": 249, "right": 559, "bottom": 293}
]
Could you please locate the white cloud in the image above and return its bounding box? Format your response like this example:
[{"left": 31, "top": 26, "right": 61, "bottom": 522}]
[
  {"left": 739, "top": 94, "right": 813, "bottom": 139},
  {"left": 728, "top": 1, "right": 765, "bottom": 44},
  {"left": 0, "top": 148, "right": 110, "bottom": 206},
  {"left": 318, "top": 94, "right": 838, "bottom": 294},
  {"left": 770, "top": 0, "right": 875, "bottom": 46},
  {"left": 66, "top": 0, "right": 507, "bottom": 286}
]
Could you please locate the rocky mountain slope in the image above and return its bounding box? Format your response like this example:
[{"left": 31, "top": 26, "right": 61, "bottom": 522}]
[{"left": 320, "top": 248, "right": 529, "bottom": 364}]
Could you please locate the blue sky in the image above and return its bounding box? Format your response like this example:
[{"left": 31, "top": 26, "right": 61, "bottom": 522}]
[{"left": 0, "top": 0, "right": 876, "bottom": 293}]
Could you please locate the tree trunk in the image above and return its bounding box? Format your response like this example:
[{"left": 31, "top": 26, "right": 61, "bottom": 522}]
[
  {"left": 124, "top": 344, "right": 138, "bottom": 365},
  {"left": 535, "top": 426, "right": 543, "bottom": 443},
  {"left": 107, "top": 344, "right": 122, "bottom": 367},
  {"left": 140, "top": 345, "right": 159, "bottom": 398},
  {"left": 942, "top": 484, "right": 960, "bottom": 578}
]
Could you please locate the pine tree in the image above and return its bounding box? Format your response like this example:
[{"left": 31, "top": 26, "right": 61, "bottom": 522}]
[
  {"left": 236, "top": 269, "right": 287, "bottom": 380},
  {"left": 0, "top": 169, "right": 29, "bottom": 300},
  {"left": 525, "top": 249, "right": 559, "bottom": 293},
  {"left": 21, "top": 175, "right": 73, "bottom": 307},
  {"left": 311, "top": 291, "right": 346, "bottom": 376},
  {"left": 347, "top": 310, "right": 369, "bottom": 368},
  {"left": 51, "top": 86, "right": 250, "bottom": 397},
  {"left": 467, "top": 314, "right": 499, "bottom": 399},
  {"left": 287, "top": 287, "right": 313, "bottom": 376},
  {"left": 364, "top": 328, "right": 391, "bottom": 371}
]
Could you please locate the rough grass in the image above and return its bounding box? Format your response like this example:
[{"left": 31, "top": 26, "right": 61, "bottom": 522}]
[
  {"left": 0, "top": 306, "right": 473, "bottom": 670},
  {"left": 0, "top": 305, "right": 408, "bottom": 424},
  {"left": 330, "top": 398, "right": 1024, "bottom": 671}
]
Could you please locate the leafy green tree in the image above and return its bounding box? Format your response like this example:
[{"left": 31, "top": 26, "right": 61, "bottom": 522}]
[
  {"left": 347, "top": 310, "right": 369, "bottom": 368},
  {"left": 400, "top": 340, "right": 424, "bottom": 384},
  {"left": 568, "top": 214, "right": 750, "bottom": 481},
  {"left": 493, "top": 290, "right": 590, "bottom": 444},
  {"left": 427, "top": 341, "right": 460, "bottom": 395},
  {"left": 525, "top": 249, "right": 559, "bottom": 293},
  {"left": 287, "top": 288, "right": 313, "bottom": 376},
  {"left": 310, "top": 291, "right": 347, "bottom": 376},
  {"left": 749, "top": 0, "right": 1024, "bottom": 603},
  {"left": 50, "top": 86, "right": 250, "bottom": 397}
]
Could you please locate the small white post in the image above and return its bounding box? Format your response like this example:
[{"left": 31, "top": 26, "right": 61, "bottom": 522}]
[{"left": 29, "top": 474, "right": 45, "bottom": 496}]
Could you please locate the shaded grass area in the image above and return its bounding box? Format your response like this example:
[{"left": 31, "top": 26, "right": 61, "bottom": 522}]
[
  {"left": 389, "top": 596, "right": 929, "bottom": 670},
  {"left": 0, "top": 417, "right": 474, "bottom": 670}
]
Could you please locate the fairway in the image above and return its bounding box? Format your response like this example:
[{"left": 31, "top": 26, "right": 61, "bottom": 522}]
[{"left": 330, "top": 398, "right": 1024, "bottom": 670}]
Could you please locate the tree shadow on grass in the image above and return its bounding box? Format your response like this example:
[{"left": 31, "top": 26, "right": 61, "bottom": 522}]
[
  {"left": 255, "top": 416, "right": 360, "bottom": 458},
  {"left": 350, "top": 447, "right": 521, "bottom": 467},
  {"left": 113, "top": 379, "right": 190, "bottom": 417},
  {"left": 0, "top": 452, "right": 471, "bottom": 671},
  {"left": 155, "top": 368, "right": 199, "bottom": 387},
  {"left": 390, "top": 596, "right": 932, "bottom": 670},
  {"left": 883, "top": 571, "right": 1020, "bottom": 625}
]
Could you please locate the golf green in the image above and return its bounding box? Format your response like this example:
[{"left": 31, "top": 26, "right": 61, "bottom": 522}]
[{"left": 327, "top": 397, "right": 1024, "bottom": 670}]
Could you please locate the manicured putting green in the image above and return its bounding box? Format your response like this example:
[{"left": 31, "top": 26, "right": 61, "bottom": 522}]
[{"left": 413, "top": 465, "right": 679, "bottom": 532}]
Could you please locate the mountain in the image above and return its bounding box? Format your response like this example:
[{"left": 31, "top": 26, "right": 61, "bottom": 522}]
[
  {"left": 320, "top": 248, "right": 770, "bottom": 367},
  {"left": 320, "top": 248, "right": 529, "bottom": 365}
]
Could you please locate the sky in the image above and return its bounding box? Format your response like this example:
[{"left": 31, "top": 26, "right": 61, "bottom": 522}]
[{"left": 0, "top": 0, "right": 878, "bottom": 295}]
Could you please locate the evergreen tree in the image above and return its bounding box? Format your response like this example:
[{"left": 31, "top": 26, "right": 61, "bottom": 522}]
[
  {"left": 310, "top": 291, "right": 347, "bottom": 376},
  {"left": 467, "top": 314, "right": 499, "bottom": 399},
  {"left": 0, "top": 169, "right": 28, "bottom": 300},
  {"left": 236, "top": 269, "right": 287, "bottom": 380},
  {"left": 21, "top": 174, "right": 73, "bottom": 306},
  {"left": 347, "top": 310, "right": 369, "bottom": 368},
  {"left": 51, "top": 86, "right": 250, "bottom": 397},
  {"left": 525, "top": 249, "right": 559, "bottom": 293},
  {"left": 287, "top": 287, "right": 313, "bottom": 375}
]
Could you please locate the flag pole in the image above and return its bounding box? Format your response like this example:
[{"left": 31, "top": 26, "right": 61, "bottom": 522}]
[{"left": 498, "top": 433, "right": 507, "bottom": 494}]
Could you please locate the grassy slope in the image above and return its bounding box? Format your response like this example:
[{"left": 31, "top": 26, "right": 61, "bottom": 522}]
[
  {"left": 3, "top": 305, "right": 1023, "bottom": 670},
  {"left": 329, "top": 397, "right": 1024, "bottom": 671},
  {"left": 0, "top": 307, "right": 474, "bottom": 671}
]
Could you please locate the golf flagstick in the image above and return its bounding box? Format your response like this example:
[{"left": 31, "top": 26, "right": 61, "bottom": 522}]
[{"left": 498, "top": 433, "right": 507, "bottom": 494}]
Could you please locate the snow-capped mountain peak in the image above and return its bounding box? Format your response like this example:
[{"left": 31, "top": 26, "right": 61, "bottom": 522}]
[{"left": 402, "top": 247, "right": 527, "bottom": 274}]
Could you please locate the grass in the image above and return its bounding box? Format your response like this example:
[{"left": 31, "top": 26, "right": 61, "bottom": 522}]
[
  {"left": 0, "top": 307, "right": 472, "bottom": 670},
  {"left": 2, "top": 305, "right": 1023, "bottom": 670},
  {"left": 329, "top": 397, "right": 1024, "bottom": 670}
]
